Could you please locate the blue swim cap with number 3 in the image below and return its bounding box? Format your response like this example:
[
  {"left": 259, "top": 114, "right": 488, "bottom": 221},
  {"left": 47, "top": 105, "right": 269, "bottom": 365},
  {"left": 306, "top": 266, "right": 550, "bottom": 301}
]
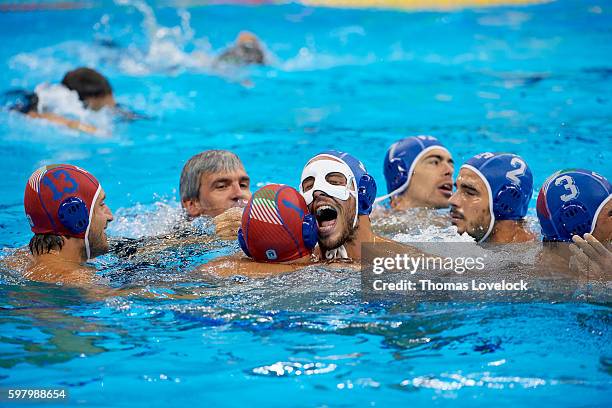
[{"left": 537, "top": 169, "right": 612, "bottom": 242}]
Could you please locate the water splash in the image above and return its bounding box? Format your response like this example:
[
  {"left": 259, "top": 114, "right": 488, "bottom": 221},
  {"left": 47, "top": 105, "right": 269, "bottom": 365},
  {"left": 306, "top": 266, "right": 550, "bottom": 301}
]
[
  {"left": 108, "top": 198, "right": 213, "bottom": 239},
  {"left": 113, "top": 0, "right": 213, "bottom": 75},
  {"left": 251, "top": 361, "right": 337, "bottom": 377},
  {"left": 33, "top": 83, "right": 114, "bottom": 133}
]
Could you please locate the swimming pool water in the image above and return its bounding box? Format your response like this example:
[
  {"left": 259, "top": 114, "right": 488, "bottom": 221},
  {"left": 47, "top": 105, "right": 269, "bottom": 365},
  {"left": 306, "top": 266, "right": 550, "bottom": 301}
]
[{"left": 0, "top": 0, "right": 611, "bottom": 406}]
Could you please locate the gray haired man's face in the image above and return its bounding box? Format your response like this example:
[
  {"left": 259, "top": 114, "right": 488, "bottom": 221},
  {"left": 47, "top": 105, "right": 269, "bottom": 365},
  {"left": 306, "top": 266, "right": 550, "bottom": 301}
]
[{"left": 183, "top": 168, "right": 251, "bottom": 217}]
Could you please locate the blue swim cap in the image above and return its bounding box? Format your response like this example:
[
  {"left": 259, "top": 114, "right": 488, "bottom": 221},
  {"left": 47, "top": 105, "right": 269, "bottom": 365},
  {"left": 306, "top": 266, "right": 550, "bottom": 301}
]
[
  {"left": 536, "top": 169, "right": 611, "bottom": 242},
  {"left": 462, "top": 152, "right": 533, "bottom": 243},
  {"left": 377, "top": 135, "right": 450, "bottom": 203},
  {"left": 303, "top": 150, "right": 377, "bottom": 218}
]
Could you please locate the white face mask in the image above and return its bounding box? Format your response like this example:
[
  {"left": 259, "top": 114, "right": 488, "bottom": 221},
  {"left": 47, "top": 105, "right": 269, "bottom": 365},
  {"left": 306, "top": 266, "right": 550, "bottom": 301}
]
[{"left": 300, "top": 155, "right": 359, "bottom": 227}]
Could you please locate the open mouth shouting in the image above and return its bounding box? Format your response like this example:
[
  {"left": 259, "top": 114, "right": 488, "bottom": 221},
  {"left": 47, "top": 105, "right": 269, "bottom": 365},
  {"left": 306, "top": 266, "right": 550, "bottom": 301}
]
[{"left": 315, "top": 203, "right": 339, "bottom": 237}]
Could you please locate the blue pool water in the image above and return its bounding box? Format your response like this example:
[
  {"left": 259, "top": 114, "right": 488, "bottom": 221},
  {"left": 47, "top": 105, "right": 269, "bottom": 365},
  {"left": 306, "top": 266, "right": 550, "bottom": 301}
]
[{"left": 0, "top": 0, "right": 611, "bottom": 405}]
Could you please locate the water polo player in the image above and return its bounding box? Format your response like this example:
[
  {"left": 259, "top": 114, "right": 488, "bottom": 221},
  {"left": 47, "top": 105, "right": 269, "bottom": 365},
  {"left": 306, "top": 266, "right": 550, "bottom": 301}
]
[
  {"left": 23, "top": 164, "right": 114, "bottom": 284},
  {"left": 300, "top": 150, "right": 412, "bottom": 261},
  {"left": 196, "top": 184, "right": 318, "bottom": 277},
  {"left": 537, "top": 169, "right": 611, "bottom": 279},
  {"left": 537, "top": 169, "right": 611, "bottom": 243},
  {"left": 377, "top": 135, "right": 454, "bottom": 209},
  {"left": 449, "top": 152, "right": 535, "bottom": 243},
  {"left": 215, "top": 31, "right": 266, "bottom": 65}
]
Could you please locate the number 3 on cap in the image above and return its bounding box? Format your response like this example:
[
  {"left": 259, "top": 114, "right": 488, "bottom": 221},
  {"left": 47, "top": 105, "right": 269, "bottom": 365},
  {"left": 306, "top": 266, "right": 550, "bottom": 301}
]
[
  {"left": 506, "top": 157, "right": 526, "bottom": 185},
  {"left": 555, "top": 175, "right": 578, "bottom": 202}
]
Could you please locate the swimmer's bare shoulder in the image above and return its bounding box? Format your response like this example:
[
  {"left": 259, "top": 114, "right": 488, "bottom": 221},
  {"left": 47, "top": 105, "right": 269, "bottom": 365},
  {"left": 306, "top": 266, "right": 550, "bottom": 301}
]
[{"left": 24, "top": 260, "right": 98, "bottom": 286}]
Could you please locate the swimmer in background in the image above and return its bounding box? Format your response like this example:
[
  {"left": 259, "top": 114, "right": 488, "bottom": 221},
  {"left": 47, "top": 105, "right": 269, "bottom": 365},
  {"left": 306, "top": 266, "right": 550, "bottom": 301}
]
[
  {"left": 377, "top": 135, "right": 454, "bottom": 210},
  {"left": 215, "top": 31, "right": 266, "bottom": 66},
  {"left": 61, "top": 67, "right": 147, "bottom": 120},
  {"left": 60, "top": 67, "right": 116, "bottom": 111},
  {"left": 373, "top": 135, "right": 454, "bottom": 235},
  {"left": 5, "top": 87, "right": 97, "bottom": 133},
  {"left": 22, "top": 164, "right": 114, "bottom": 285},
  {"left": 181, "top": 149, "right": 253, "bottom": 239},
  {"left": 536, "top": 169, "right": 611, "bottom": 280},
  {"left": 5, "top": 67, "right": 142, "bottom": 133},
  {"left": 449, "top": 152, "right": 535, "bottom": 244},
  {"left": 180, "top": 150, "right": 251, "bottom": 218},
  {"left": 198, "top": 184, "right": 319, "bottom": 278}
]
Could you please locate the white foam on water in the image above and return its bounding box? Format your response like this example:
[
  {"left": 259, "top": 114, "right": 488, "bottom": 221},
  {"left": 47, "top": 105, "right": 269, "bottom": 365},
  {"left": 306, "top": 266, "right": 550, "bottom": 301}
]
[
  {"left": 280, "top": 45, "right": 377, "bottom": 72},
  {"left": 33, "top": 83, "right": 114, "bottom": 133},
  {"left": 393, "top": 225, "right": 476, "bottom": 244},
  {"left": 108, "top": 199, "right": 187, "bottom": 238},
  {"left": 113, "top": 0, "right": 215, "bottom": 75}
]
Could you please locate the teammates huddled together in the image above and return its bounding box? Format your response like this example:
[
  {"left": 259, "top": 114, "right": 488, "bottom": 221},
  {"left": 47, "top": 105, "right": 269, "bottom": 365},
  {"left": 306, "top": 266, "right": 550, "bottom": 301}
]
[{"left": 20, "top": 136, "right": 611, "bottom": 285}]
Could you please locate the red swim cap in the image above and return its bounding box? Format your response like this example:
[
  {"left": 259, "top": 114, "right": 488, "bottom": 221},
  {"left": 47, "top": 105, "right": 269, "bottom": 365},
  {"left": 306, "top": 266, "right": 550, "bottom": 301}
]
[
  {"left": 24, "top": 164, "right": 101, "bottom": 256},
  {"left": 238, "top": 184, "right": 317, "bottom": 263}
]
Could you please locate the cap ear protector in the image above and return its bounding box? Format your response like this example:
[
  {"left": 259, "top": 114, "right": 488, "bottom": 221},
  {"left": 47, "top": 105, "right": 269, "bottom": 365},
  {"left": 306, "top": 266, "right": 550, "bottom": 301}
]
[
  {"left": 558, "top": 203, "right": 592, "bottom": 238},
  {"left": 384, "top": 157, "right": 408, "bottom": 193},
  {"left": 238, "top": 213, "right": 318, "bottom": 258},
  {"left": 57, "top": 196, "right": 89, "bottom": 234},
  {"left": 494, "top": 185, "right": 525, "bottom": 217},
  {"left": 302, "top": 213, "right": 318, "bottom": 249},
  {"left": 357, "top": 174, "right": 377, "bottom": 215}
]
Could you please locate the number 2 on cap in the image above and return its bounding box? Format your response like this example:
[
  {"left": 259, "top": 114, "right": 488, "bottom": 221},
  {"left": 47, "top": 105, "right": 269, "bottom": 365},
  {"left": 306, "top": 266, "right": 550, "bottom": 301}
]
[{"left": 506, "top": 157, "right": 526, "bottom": 184}]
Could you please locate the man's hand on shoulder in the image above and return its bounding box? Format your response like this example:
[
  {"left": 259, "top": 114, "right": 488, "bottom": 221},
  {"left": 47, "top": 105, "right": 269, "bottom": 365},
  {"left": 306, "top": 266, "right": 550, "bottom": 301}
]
[{"left": 214, "top": 207, "right": 244, "bottom": 240}]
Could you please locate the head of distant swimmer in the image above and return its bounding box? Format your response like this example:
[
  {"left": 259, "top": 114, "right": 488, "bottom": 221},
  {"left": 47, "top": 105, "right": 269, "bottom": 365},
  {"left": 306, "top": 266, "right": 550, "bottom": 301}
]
[
  {"left": 180, "top": 150, "right": 251, "bottom": 218},
  {"left": 234, "top": 31, "right": 265, "bottom": 64},
  {"left": 61, "top": 67, "right": 116, "bottom": 111},
  {"left": 392, "top": 148, "right": 454, "bottom": 209},
  {"left": 29, "top": 189, "right": 114, "bottom": 258},
  {"left": 448, "top": 167, "right": 491, "bottom": 241},
  {"left": 301, "top": 156, "right": 357, "bottom": 251}
]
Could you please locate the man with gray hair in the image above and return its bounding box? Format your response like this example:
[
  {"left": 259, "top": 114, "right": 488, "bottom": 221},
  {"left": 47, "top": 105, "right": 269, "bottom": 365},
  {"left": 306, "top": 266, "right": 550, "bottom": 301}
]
[
  {"left": 180, "top": 150, "right": 251, "bottom": 218},
  {"left": 109, "top": 150, "right": 250, "bottom": 258}
]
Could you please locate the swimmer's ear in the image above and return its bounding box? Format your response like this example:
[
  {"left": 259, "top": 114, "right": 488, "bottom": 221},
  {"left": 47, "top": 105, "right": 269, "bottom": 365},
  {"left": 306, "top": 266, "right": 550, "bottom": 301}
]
[{"left": 182, "top": 198, "right": 203, "bottom": 217}]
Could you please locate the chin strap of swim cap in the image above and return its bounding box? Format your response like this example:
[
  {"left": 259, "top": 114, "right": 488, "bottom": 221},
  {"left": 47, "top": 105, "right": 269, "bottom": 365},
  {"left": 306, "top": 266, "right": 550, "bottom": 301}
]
[
  {"left": 461, "top": 164, "right": 495, "bottom": 243},
  {"left": 300, "top": 155, "right": 360, "bottom": 228},
  {"left": 83, "top": 185, "right": 102, "bottom": 261},
  {"left": 591, "top": 195, "right": 612, "bottom": 234},
  {"left": 325, "top": 245, "right": 348, "bottom": 260}
]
